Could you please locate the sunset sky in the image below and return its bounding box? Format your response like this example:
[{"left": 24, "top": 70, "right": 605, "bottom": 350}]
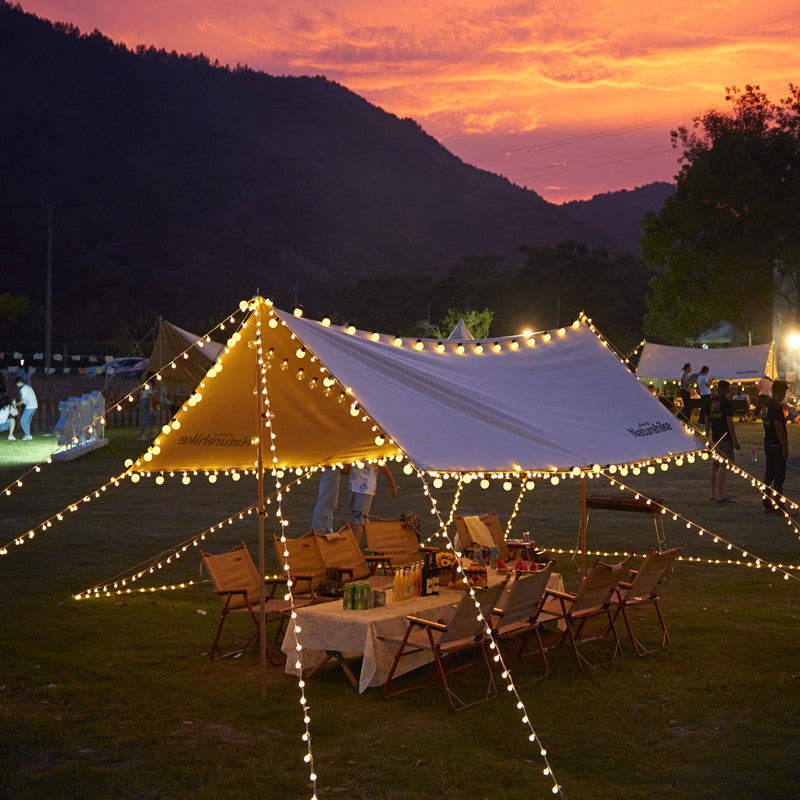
[{"left": 19, "top": 0, "right": 800, "bottom": 202}]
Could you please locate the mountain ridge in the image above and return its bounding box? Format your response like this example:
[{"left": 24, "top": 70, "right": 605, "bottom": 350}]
[{"left": 0, "top": 1, "right": 669, "bottom": 345}]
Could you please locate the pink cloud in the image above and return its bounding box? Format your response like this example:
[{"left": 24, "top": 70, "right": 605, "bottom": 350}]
[{"left": 17, "top": 0, "right": 800, "bottom": 198}]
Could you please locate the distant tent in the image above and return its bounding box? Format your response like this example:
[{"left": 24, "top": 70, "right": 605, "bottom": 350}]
[
  {"left": 636, "top": 341, "right": 776, "bottom": 382},
  {"left": 447, "top": 318, "right": 474, "bottom": 340},
  {"left": 146, "top": 319, "right": 224, "bottom": 393}
]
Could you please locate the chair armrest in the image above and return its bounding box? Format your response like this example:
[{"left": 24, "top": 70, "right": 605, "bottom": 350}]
[
  {"left": 216, "top": 588, "right": 248, "bottom": 597},
  {"left": 406, "top": 615, "right": 447, "bottom": 631},
  {"left": 544, "top": 588, "right": 575, "bottom": 601},
  {"left": 617, "top": 581, "right": 633, "bottom": 590},
  {"left": 364, "top": 555, "right": 387, "bottom": 565},
  {"left": 419, "top": 546, "right": 439, "bottom": 553}
]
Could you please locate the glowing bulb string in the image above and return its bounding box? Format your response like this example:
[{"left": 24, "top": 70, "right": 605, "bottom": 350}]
[
  {"left": 597, "top": 470, "right": 799, "bottom": 582},
  {"left": 418, "top": 469, "right": 564, "bottom": 797},
  {"left": 0, "top": 466, "right": 135, "bottom": 556},
  {"left": 266, "top": 305, "right": 396, "bottom": 447},
  {"left": 74, "top": 471, "right": 317, "bottom": 599},
  {"left": 505, "top": 480, "right": 528, "bottom": 538},
  {"left": 541, "top": 545, "right": 800, "bottom": 572},
  {"left": 711, "top": 451, "right": 800, "bottom": 537},
  {"left": 257, "top": 306, "right": 318, "bottom": 800},
  {"left": 0, "top": 300, "right": 252, "bottom": 502}
]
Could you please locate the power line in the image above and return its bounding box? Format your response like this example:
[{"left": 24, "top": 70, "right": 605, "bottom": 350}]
[
  {"left": 508, "top": 144, "right": 675, "bottom": 182},
  {"left": 467, "top": 115, "right": 688, "bottom": 162}
]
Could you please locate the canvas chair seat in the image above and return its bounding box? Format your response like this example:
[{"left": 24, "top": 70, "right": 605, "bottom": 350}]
[
  {"left": 491, "top": 562, "right": 555, "bottom": 674},
  {"left": 454, "top": 511, "right": 537, "bottom": 562},
  {"left": 201, "top": 541, "right": 296, "bottom": 662},
  {"left": 364, "top": 514, "right": 436, "bottom": 569},
  {"left": 611, "top": 545, "right": 682, "bottom": 656},
  {"left": 315, "top": 524, "right": 386, "bottom": 583},
  {"left": 273, "top": 531, "right": 327, "bottom": 596},
  {"left": 541, "top": 556, "right": 632, "bottom": 672},
  {"left": 380, "top": 582, "right": 505, "bottom": 711}
]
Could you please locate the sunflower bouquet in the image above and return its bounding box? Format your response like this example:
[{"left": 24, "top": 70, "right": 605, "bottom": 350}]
[{"left": 435, "top": 551, "right": 457, "bottom": 568}]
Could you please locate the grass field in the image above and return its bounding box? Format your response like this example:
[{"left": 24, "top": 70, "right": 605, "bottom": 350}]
[{"left": 1, "top": 421, "right": 799, "bottom": 800}]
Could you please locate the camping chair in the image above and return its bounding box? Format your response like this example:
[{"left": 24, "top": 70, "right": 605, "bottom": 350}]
[
  {"left": 273, "top": 530, "right": 329, "bottom": 599},
  {"left": 364, "top": 514, "right": 437, "bottom": 569},
  {"left": 540, "top": 556, "right": 632, "bottom": 672},
  {"left": 315, "top": 524, "right": 387, "bottom": 583},
  {"left": 200, "top": 542, "right": 295, "bottom": 663},
  {"left": 381, "top": 582, "right": 505, "bottom": 711},
  {"left": 454, "top": 511, "right": 538, "bottom": 562},
  {"left": 611, "top": 545, "right": 683, "bottom": 657},
  {"left": 491, "top": 562, "right": 555, "bottom": 676},
  {"left": 273, "top": 530, "right": 364, "bottom": 687}
]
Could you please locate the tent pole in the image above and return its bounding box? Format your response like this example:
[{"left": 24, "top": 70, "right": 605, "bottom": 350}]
[
  {"left": 579, "top": 477, "right": 587, "bottom": 576},
  {"left": 257, "top": 308, "right": 268, "bottom": 701}
]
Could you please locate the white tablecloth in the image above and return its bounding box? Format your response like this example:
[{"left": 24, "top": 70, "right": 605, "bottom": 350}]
[
  {"left": 282, "top": 571, "right": 564, "bottom": 693},
  {"left": 282, "top": 589, "right": 464, "bottom": 693}
]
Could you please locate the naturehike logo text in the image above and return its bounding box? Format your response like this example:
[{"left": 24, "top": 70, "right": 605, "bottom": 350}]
[
  {"left": 627, "top": 420, "right": 674, "bottom": 438},
  {"left": 178, "top": 433, "right": 251, "bottom": 447}
]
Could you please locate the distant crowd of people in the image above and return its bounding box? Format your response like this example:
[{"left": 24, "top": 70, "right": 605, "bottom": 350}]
[{"left": 649, "top": 363, "right": 795, "bottom": 513}]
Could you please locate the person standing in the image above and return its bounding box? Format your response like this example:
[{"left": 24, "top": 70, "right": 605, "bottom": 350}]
[
  {"left": 754, "top": 374, "right": 773, "bottom": 419},
  {"left": 706, "top": 379, "right": 740, "bottom": 502},
  {"left": 678, "top": 362, "right": 693, "bottom": 423},
  {"left": 0, "top": 395, "right": 17, "bottom": 440},
  {"left": 697, "top": 366, "right": 712, "bottom": 426},
  {"left": 14, "top": 377, "right": 37, "bottom": 440},
  {"left": 762, "top": 379, "right": 790, "bottom": 513},
  {"left": 137, "top": 383, "right": 157, "bottom": 440},
  {"left": 310, "top": 468, "right": 342, "bottom": 534},
  {"left": 347, "top": 462, "right": 397, "bottom": 544}
]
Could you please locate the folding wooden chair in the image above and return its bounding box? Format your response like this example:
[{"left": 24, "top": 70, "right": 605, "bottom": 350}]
[
  {"left": 273, "top": 530, "right": 360, "bottom": 686},
  {"left": 541, "top": 556, "right": 632, "bottom": 672},
  {"left": 273, "top": 531, "right": 327, "bottom": 597},
  {"left": 364, "top": 514, "right": 437, "bottom": 569},
  {"left": 315, "top": 524, "right": 386, "bottom": 582},
  {"left": 381, "top": 582, "right": 505, "bottom": 711},
  {"left": 491, "top": 562, "right": 555, "bottom": 675},
  {"left": 200, "top": 542, "right": 294, "bottom": 662},
  {"left": 612, "top": 545, "right": 683, "bottom": 656},
  {"left": 454, "top": 511, "right": 538, "bottom": 562}
]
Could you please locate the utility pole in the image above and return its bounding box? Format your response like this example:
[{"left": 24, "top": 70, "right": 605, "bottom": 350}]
[{"left": 45, "top": 202, "right": 53, "bottom": 371}]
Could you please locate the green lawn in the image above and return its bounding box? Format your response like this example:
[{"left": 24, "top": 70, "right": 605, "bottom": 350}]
[{"left": 1, "top": 423, "right": 798, "bottom": 799}]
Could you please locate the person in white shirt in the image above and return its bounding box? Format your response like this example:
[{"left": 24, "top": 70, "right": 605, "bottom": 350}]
[
  {"left": 15, "top": 378, "right": 38, "bottom": 440},
  {"left": 697, "top": 366, "right": 712, "bottom": 426},
  {"left": 0, "top": 395, "right": 18, "bottom": 440}
]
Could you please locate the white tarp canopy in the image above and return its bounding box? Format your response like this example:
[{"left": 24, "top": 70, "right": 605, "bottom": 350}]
[
  {"left": 636, "top": 341, "right": 776, "bottom": 382},
  {"left": 278, "top": 309, "right": 702, "bottom": 473}
]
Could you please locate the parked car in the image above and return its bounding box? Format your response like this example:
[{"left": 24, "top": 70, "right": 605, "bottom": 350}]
[{"left": 104, "top": 357, "right": 149, "bottom": 379}]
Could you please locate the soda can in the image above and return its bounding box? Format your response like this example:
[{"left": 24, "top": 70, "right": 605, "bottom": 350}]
[
  {"left": 342, "top": 583, "right": 353, "bottom": 610},
  {"left": 359, "top": 583, "right": 370, "bottom": 610}
]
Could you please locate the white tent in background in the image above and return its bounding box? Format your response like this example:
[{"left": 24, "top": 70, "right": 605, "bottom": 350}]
[
  {"left": 447, "top": 318, "right": 474, "bottom": 340},
  {"left": 636, "top": 341, "right": 776, "bottom": 383}
]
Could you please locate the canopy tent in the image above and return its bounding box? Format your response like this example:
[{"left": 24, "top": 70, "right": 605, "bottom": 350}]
[
  {"left": 134, "top": 299, "right": 702, "bottom": 477},
  {"left": 635, "top": 341, "right": 776, "bottom": 383},
  {"left": 145, "top": 319, "right": 225, "bottom": 393}
]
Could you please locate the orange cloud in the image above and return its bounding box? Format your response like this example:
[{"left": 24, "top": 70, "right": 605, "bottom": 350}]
[{"left": 18, "top": 0, "right": 800, "bottom": 199}]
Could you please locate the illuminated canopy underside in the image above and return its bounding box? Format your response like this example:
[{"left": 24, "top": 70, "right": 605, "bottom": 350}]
[{"left": 135, "top": 299, "right": 702, "bottom": 475}]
